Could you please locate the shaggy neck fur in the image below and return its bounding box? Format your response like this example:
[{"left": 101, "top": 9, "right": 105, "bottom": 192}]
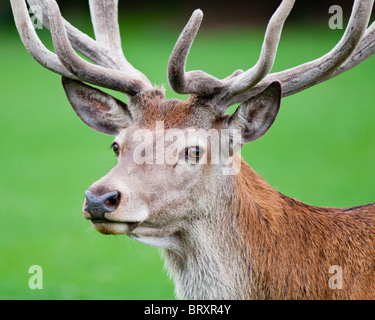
[
  {"left": 164, "top": 158, "right": 276, "bottom": 299},
  {"left": 165, "top": 159, "right": 375, "bottom": 300},
  {"left": 164, "top": 176, "right": 247, "bottom": 300}
]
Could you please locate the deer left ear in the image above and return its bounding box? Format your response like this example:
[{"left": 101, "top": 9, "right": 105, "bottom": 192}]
[
  {"left": 227, "top": 81, "right": 281, "bottom": 147},
  {"left": 62, "top": 77, "right": 133, "bottom": 135}
]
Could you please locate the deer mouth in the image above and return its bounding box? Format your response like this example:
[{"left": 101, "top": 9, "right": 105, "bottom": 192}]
[
  {"left": 83, "top": 190, "right": 149, "bottom": 235},
  {"left": 91, "top": 220, "right": 141, "bottom": 235}
]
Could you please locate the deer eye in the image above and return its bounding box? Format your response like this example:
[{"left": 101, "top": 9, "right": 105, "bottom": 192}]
[
  {"left": 186, "top": 146, "right": 201, "bottom": 161},
  {"left": 111, "top": 142, "right": 120, "bottom": 157}
]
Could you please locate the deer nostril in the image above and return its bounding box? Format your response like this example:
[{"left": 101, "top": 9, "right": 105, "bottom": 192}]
[{"left": 104, "top": 192, "right": 120, "bottom": 211}]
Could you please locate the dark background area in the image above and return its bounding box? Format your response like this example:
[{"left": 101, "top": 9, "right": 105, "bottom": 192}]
[{"left": 0, "top": 0, "right": 364, "bottom": 28}]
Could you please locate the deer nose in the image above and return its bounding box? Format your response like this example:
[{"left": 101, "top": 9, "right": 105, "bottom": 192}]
[{"left": 84, "top": 190, "right": 120, "bottom": 220}]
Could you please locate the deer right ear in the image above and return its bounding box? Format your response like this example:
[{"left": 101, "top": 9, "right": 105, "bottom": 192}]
[
  {"left": 62, "top": 77, "right": 133, "bottom": 135},
  {"left": 226, "top": 81, "right": 281, "bottom": 150}
]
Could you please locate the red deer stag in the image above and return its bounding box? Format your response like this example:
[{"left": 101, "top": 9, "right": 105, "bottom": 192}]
[{"left": 11, "top": 0, "right": 375, "bottom": 299}]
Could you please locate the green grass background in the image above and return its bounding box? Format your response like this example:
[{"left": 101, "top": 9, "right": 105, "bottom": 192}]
[{"left": 0, "top": 12, "right": 375, "bottom": 299}]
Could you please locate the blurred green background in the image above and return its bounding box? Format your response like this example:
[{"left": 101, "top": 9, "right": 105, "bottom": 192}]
[{"left": 0, "top": 1, "right": 374, "bottom": 299}]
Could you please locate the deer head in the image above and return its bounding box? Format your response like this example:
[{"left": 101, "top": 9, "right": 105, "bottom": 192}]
[
  {"left": 11, "top": 0, "right": 290, "bottom": 237},
  {"left": 11, "top": 0, "right": 375, "bottom": 299}
]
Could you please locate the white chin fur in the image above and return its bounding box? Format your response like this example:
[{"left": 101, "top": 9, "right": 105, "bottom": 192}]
[{"left": 129, "top": 235, "right": 181, "bottom": 251}]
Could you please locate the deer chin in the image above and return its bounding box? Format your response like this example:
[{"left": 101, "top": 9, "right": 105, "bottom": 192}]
[
  {"left": 91, "top": 220, "right": 182, "bottom": 251},
  {"left": 91, "top": 221, "right": 131, "bottom": 235}
]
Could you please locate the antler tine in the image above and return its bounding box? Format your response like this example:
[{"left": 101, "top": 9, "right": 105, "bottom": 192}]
[
  {"left": 12, "top": 0, "right": 153, "bottom": 96},
  {"left": 10, "top": 0, "right": 77, "bottom": 79},
  {"left": 222, "top": 0, "right": 295, "bottom": 101},
  {"left": 44, "top": 0, "right": 152, "bottom": 95},
  {"left": 168, "top": 9, "right": 224, "bottom": 96},
  {"left": 88, "top": 0, "right": 127, "bottom": 68},
  {"left": 328, "top": 21, "right": 375, "bottom": 80},
  {"left": 228, "top": 0, "right": 374, "bottom": 105},
  {"left": 87, "top": 0, "right": 150, "bottom": 84},
  {"left": 168, "top": 1, "right": 295, "bottom": 104},
  {"left": 28, "top": 0, "right": 151, "bottom": 84},
  {"left": 26, "top": 0, "right": 111, "bottom": 68},
  {"left": 89, "top": 0, "right": 122, "bottom": 51}
]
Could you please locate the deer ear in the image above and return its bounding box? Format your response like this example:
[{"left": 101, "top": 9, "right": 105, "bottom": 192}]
[
  {"left": 227, "top": 81, "right": 281, "bottom": 147},
  {"left": 62, "top": 77, "right": 133, "bottom": 135}
]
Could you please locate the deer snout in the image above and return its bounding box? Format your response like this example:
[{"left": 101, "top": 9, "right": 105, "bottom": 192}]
[
  {"left": 83, "top": 190, "right": 120, "bottom": 221},
  {"left": 82, "top": 179, "right": 150, "bottom": 235}
]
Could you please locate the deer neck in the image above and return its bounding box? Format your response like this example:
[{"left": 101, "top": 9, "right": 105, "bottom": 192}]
[{"left": 164, "top": 157, "right": 284, "bottom": 299}]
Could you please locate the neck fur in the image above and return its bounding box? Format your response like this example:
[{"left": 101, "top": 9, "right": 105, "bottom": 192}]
[
  {"left": 164, "top": 158, "right": 283, "bottom": 299},
  {"left": 164, "top": 158, "right": 375, "bottom": 299}
]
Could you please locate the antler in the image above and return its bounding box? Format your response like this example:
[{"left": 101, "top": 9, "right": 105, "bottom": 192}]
[
  {"left": 10, "top": 0, "right": 153, "bottom": 96},
  {"left": 168, "top": 0, "right": 375, "bottom": 111}
]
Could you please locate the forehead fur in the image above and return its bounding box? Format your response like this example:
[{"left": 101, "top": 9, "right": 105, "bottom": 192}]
[{"left": 130, "top": 89, "right": 220, "bottom": 130}]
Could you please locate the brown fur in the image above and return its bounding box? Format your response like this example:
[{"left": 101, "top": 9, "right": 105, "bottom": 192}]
[
  {"left": 236, "top": 159, "right": 375, "bottom": 299},
  {"left": 130, "top": 89, "right": 220, "bottom": 129}
]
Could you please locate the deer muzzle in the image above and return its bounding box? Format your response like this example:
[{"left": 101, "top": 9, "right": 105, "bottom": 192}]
[{"left": 83, "top": 190, "right": 120, "bottom": 221}]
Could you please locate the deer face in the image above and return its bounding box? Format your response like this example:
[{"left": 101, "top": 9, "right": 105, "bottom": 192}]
[{"left": 62, "top": 78, "right": 281, "bottom": 247}]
